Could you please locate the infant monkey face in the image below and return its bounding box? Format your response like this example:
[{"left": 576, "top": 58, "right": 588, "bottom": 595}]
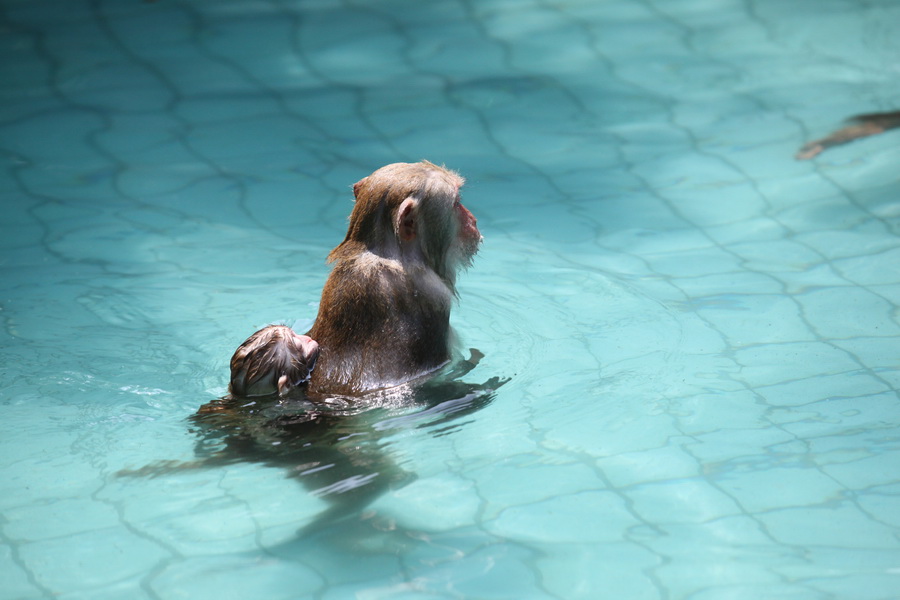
[{"left": 229, "top": 325, "right": 320, "bottom": 398}]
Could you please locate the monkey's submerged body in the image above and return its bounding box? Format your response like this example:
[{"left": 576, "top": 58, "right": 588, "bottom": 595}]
[{"left": 229, "top": 161, "right": 482, "bottom": 399}]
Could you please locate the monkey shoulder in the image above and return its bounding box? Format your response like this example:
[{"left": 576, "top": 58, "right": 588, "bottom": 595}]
[
  {"left": 340, "top": 253, "right": 447, "bottom": 294},
  {"left": 335, "top": 253, "right": 402, "bottom": 293}
]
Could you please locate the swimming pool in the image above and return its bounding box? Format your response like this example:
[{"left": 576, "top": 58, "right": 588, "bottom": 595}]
[{"left": 2, "top": 0, "right": 899, "bottom": 597}]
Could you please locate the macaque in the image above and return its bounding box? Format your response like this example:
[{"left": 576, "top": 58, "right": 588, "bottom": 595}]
[
  {"left": 229, "top": 325, "right": 319, "bottom": 397},
  {"left": 226, "top": 161, "right": 481, "bottom": 399},
  {"left": 225, "top": 161, "right": 482, "bottom": 396},
  {"left": 302, "top": 160, "right": 481, "bottom": 396},
  {"left": 796, "top": 110, "right": 900, "bottom": 160},
  {"left": 125, "top": 165, "right": 494, "bottom": 534}
]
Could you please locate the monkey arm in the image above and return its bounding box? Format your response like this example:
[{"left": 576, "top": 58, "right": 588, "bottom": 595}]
[
  {"left": 437, "top": 348, "right": 484, "bottom": 380},
  {"left": 796, "top": 110, "right": 900, "bottom": 160}
]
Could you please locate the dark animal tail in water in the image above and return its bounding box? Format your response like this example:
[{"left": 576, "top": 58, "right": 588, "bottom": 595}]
[{"left": 796, "top": 110, "right": 900, "bottom": 160}]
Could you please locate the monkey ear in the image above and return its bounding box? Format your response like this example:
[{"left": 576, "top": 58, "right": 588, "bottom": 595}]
[{"left": 396, "top": 197, "right": 418, "bottom": 242}]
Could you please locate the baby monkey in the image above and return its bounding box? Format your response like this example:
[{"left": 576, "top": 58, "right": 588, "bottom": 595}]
[{"left": 229, "top": 325, "right": 319, "bottom": 397}]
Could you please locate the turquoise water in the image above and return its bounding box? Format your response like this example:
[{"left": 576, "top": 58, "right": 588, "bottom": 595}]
[{"left": 2, "top": 0, "right": 900, "bottom": 598}]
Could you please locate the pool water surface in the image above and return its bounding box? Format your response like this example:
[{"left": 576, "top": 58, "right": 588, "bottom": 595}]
[{"left": 2, "top": 0, "right": 900, "bottom": 598}]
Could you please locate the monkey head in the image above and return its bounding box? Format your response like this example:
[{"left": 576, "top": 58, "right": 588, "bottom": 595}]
[{"left": 341, "top": 161, "right": 481, "bottom": 286}]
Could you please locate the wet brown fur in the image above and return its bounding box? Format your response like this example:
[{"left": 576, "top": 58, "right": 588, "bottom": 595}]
[
  {"left": 306, "top": 161, "right": 479, "bottom": 396},
  {"left": 230, "top": 325, "right": 318, "bottom": 397}
]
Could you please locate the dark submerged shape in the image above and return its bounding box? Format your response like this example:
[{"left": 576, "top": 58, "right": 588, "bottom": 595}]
[
  {"left": 192, "top": 352, "right": 503, "bottom": 534},
  {"left": 122, "top": 353, "right": 504, "bottom": 535},
  {"left": 796, "top": 110, "right": 900, "bottom": 160}
]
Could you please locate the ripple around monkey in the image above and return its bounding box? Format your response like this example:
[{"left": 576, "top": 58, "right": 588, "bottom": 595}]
[{"left": 228, "top": 160, "right": 483, "bottom": 400}]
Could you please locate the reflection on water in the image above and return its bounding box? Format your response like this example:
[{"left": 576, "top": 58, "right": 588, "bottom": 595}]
[{"left": 123, "top": 352, "right": 505, "bottom": 535}]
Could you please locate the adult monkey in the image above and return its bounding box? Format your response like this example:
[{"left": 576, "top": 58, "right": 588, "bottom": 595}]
[{"left": 229, "top": 160, "right": 482, "bottom": 399}]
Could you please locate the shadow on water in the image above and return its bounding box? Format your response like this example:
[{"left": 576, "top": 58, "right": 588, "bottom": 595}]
[{"left": 121, "top": 351, "right": 505, "bottom": 537}]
